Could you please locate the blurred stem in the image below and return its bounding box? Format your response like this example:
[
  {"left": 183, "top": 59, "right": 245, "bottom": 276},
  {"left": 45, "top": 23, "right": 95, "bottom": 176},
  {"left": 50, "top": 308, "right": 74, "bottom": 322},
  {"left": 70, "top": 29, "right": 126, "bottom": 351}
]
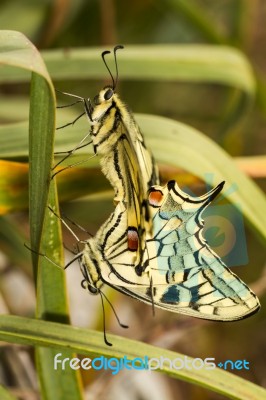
[
  {"left": 164, "top": 0, "right": 227, "bottom": 44},
  {"left": 99, "top": 0, "right": 117, "bottom": 45},
  {"left": 230, "top": 0, "right": 250, "bottom": 47},
  {"left": 0, "top": 215, "right": 32, "bottom": 278},
  {"left": 37, "top": 0, "right": 71, "bottom": 48},
  {"left": 256, "top": 72, "right": 266, "bottom": 116}
]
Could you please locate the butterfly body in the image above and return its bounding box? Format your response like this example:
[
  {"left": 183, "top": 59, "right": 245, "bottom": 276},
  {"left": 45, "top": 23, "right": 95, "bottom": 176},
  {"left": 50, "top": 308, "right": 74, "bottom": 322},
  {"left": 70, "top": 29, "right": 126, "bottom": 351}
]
[
  {"left": 90, "top": 86, "right": 158, "bottom": 203},
  {"left": 86, "top": 85, "right": 158, "bottom": 268}
]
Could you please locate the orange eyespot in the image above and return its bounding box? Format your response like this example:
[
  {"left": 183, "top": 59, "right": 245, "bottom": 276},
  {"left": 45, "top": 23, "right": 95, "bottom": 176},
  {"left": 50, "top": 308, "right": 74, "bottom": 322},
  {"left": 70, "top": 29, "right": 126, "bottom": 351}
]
[
  {"left": 149, "top": 189, "right": 163, "bottom": 207},
  {"left": 127, "top": 227, "right": 139, "bottom": 251}
]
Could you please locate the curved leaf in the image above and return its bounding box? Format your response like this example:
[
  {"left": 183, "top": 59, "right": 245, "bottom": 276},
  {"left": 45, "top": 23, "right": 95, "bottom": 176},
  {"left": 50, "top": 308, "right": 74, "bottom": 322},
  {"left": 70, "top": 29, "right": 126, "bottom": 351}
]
[
  {"left": 0, "top": 45, "right": 255, "bottom": 91},
  {"left": 0, "top": 315, "right": 265, "bottom": 400},
  {"left": 0, "top": 44, "right": 255, "bottom": 133},
  {"left": 0, "top": 112, "right": 265, "bottom": 245},
  {"left": 0, "top": 30, "right": 83, "bottom": 400}
]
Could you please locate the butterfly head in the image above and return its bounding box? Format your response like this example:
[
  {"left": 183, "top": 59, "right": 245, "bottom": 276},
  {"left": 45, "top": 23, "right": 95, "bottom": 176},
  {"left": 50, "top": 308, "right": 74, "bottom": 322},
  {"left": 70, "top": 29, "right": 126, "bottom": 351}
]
[
  {"left": 91, "top": 46, "right": 124, "bottom": 121},
  {"left": 80, "top": 245, "right": 104, "bottom": 294},
  {"left": 94, "top": 85, "right": 115, "bottom": 106},
  {"left": 91, "top": 85, "right": 119, "bottom": 123}
]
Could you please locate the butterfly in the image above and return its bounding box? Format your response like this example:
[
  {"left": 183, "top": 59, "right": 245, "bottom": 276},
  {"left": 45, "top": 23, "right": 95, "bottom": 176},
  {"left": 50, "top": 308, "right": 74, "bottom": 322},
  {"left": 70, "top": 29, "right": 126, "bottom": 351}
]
[{"left": 66, "top": 46, "right": 260, "bottom": 329}]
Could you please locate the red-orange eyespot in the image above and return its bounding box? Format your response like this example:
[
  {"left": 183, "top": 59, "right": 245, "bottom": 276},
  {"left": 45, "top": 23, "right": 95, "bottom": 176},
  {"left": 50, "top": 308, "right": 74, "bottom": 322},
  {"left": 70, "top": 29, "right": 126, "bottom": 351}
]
[
  {"left": 149, "top": 189, "right": 163, "bottom": 207},
  {"left": 127, "top": 227, "right": 139, "bottom": 251}
]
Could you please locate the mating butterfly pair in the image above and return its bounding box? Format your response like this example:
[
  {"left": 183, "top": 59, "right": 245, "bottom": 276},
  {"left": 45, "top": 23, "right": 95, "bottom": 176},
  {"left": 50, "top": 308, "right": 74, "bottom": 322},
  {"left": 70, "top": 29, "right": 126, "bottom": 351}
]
[{"left": 58, "top": 46, "right": 260, "bottom": 342}]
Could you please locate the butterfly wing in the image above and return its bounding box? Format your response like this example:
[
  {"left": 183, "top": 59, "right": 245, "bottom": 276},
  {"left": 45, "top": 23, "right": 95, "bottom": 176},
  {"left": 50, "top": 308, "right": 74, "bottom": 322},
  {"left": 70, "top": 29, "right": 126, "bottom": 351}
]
[{"left": 98, "top": 181, "right": 260, "bottom": 321}]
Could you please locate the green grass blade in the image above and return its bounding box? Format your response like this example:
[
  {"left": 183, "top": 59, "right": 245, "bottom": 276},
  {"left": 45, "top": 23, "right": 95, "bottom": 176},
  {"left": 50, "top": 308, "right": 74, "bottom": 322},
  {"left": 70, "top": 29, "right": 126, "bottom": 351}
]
[
  {"left": 0, "top": 112, "right": 265, "bottom": 245},
  {"left": 35, "top": 182, "right": 83, "bottom": 400},
  {"left": 0, "top": 44, "right": 255, "bottom": 133},
  {"left": 29, "top": 72, "right": 55, "bottom": 275},
  {"left": 27, "top": 40, "right": 83, "bottom": 400},
  {"left": 0, "top": 315, "right": 265, "bottom": 400},
  {"left": 0, "top": 44, "right": 254, "bottom": 88},
  {"left": 40, "top": 45, "right": 255, "bottom": 91},
  {"left": 0, "top": 30, "right": 50, "bottom": 79},
  {"left": 0, "top": 30, "right": 83, "bottom": 400}
]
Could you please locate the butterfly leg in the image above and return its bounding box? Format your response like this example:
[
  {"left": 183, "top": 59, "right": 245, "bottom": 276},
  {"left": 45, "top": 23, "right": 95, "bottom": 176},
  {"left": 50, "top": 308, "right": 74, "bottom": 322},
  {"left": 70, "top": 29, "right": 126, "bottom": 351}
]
[{"left": 52, "top": 92, "right": 95, "bottom": 178}]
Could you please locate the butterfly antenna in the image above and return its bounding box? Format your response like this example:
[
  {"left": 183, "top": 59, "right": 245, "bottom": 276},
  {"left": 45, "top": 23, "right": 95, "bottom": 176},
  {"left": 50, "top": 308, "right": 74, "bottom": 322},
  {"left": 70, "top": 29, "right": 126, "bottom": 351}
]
[
  {"left": 80, "top": 267, "right": 127, "bottom": 344},
  {"left": 64, "top": 252, "right": 83, "bottom": 270},
  {"left": 99, "top": 289, "right": 128, "bottom": 329},
  {"left": 78, "top": 270, "right": 111, "bottom": 348},
  {"left": 102, "top": 50, "right": 115, "bottom": 89},
  {"left": 63, "top": 242, "right": 77, "bottom": 255},
  {"left": 113, "top": 45, "right": 124, "bottom": 90},
  {"left": 99, "top": 291, "right": 113, "bottom": 346}
]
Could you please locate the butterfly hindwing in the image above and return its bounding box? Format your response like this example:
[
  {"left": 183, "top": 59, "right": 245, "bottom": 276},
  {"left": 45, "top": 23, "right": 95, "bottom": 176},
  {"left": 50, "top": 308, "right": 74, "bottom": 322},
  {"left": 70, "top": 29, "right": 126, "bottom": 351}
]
[{"left": 90, "top": 180, "right": 260, "bottom": 321}]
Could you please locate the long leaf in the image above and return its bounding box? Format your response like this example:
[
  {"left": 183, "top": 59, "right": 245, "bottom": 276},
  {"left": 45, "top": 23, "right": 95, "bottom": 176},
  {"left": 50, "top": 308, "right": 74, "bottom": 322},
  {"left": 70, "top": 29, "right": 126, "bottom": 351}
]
[
  {"left": 0, "top": 44, "right": 255, "bottom": 133},
  {"left": 0, "top": 159, "right": 110, "bottom": 214},
  {"left": 1, "top": 112, "right": 264, "bottom": 246},
  {"left": 0, "top": 315, "right": 265, "bottom": 400},
  {"left": 29, "top": 72, "right": 55, "bottom": 275},
  {"left": 35, "top": 182, "right": 83, "bottom": 400},
  {"left": 0, "top": 30, "right": 83, "bottom": 400},
  {"left": 0, "top": 45, "right": 254, "bottom": 90}
]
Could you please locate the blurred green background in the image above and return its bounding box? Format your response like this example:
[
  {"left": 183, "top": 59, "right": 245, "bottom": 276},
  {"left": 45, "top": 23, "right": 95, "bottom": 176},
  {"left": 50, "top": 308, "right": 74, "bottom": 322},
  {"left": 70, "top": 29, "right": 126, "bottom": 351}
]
[{"left": 0, "top": 1, "right": 265, "bottom": 399}]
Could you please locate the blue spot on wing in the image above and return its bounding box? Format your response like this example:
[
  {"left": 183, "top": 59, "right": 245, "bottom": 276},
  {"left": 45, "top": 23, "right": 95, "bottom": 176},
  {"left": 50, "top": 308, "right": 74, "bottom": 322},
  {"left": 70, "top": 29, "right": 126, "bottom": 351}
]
[{"left": 161, "top": 285, "right": 179, "bottom": 304}]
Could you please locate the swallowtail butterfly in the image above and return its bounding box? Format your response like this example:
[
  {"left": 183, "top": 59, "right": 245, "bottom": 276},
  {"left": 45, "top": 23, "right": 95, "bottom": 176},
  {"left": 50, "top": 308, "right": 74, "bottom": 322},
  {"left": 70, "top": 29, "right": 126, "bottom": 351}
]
[{"left": 65, "top": 46, "right": 260, "bottom": 328}]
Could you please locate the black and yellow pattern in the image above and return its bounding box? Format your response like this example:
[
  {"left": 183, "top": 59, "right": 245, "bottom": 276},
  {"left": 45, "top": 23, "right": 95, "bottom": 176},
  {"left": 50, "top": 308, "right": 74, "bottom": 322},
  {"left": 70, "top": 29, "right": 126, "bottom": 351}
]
[{"left": 79, "top": 47, "right": 260, "bottom": 322}]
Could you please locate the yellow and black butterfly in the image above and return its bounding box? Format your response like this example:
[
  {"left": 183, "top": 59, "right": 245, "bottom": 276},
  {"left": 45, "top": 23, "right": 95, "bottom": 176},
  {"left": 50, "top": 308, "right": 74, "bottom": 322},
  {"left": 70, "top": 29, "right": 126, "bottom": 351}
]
[{"left": 66, "top": 46, "right": 260, "bottom": 332}]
